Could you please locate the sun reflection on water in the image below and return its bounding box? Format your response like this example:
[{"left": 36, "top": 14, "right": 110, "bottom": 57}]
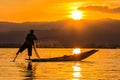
[
  {"left": 72, "top": 63, "right": 82, "bottom": 80},
  {"left": 73, "top": 48, "right": 81, "bottom": 54}
]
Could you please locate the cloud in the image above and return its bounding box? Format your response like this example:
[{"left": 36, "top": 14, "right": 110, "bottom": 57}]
[{"left": 78, "top": 6, "right": 120, "bottom": 13}]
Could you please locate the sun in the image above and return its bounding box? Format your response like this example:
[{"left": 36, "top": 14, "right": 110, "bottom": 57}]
[{"left": 71, "top": 10, "right": 83, "bottom": 20}]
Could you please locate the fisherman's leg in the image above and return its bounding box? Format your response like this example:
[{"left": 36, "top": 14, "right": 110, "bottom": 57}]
[
  {"left": 28, "top": 56, "right": 30, "bottom": 60},
  {"left": 28, "top": 45, "right": 32, "bottom": 60},
  {"left": 16, "top": 43, "right": 27, "bottom": 55}
]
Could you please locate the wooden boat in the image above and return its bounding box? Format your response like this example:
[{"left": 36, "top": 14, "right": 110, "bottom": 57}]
[{"left": 27, "top": 49, "right": 98, "bottom": 62}]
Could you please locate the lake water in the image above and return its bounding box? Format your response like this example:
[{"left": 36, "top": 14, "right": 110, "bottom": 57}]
[{"left": 0, "top": 48, "right": 120, "bottom": 80}]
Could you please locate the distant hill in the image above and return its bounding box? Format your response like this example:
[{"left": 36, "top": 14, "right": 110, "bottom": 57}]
[
  {"left": 0, "top": 19, "right": 120, "bottom": 48},
  {"left": 0, "top": 21, "right": 65, "bottom": 32}
]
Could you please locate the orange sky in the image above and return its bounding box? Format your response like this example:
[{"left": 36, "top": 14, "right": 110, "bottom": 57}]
[{"left": 0, "top": 0, "right": 120, "bottom": 22}]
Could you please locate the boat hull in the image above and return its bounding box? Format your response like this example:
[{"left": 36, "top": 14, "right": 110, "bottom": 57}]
[{"left": 27, "top": 50, "right": 98, "bottom": 62}]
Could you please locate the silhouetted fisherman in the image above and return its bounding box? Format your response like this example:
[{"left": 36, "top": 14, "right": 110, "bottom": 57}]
[{"left": 16, "top": 29, "right": 37, "bottom": 60}]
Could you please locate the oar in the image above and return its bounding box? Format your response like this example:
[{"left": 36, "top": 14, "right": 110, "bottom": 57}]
[
  {"left": 13, "top": 54, "right": 18, "bottom": 62},
  {"left": 33, "top": 43, "right": 40, "bottom": 59}
]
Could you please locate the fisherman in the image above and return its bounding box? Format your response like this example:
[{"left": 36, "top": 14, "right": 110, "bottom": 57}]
[{"left": 16, "top": 29, "right": 37, "bottom": 60}]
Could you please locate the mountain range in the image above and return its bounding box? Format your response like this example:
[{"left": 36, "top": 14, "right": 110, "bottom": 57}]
[{"left": 0, "top": 19, "right": 120, "bottom": 48}]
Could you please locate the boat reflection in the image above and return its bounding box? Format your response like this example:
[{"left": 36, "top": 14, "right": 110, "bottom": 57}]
[{"left": 72, "top": 63, "right": 82, "bottom": 80}]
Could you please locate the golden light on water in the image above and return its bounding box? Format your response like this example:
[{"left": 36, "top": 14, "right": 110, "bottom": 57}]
[
  {"left": 72, "top": 63, "right": 82, "bottom": 80},
  {"left": 73, "top": 48, "right": 81, "bottom": 54},
  {"left": 71, "top": 10, "right": 83, "bottom": 20}
]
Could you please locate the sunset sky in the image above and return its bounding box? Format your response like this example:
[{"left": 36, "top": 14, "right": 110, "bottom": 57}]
[{"left": 0, "top": 0, "right": 120, "bottom": 22}]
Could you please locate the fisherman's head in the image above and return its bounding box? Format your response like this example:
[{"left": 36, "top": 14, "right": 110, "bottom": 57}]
[{"left": 30, "top": 29, "right": 34, "bottom": 34}]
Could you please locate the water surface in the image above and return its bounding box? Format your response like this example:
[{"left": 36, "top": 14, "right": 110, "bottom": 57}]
[{"left": 0, "top": 48, "right": 120, "bottom": 80}]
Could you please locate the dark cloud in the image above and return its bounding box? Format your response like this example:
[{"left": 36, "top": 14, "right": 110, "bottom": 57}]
[{"left": 78, "top": 6, "right": 120, "bottom": 13}]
